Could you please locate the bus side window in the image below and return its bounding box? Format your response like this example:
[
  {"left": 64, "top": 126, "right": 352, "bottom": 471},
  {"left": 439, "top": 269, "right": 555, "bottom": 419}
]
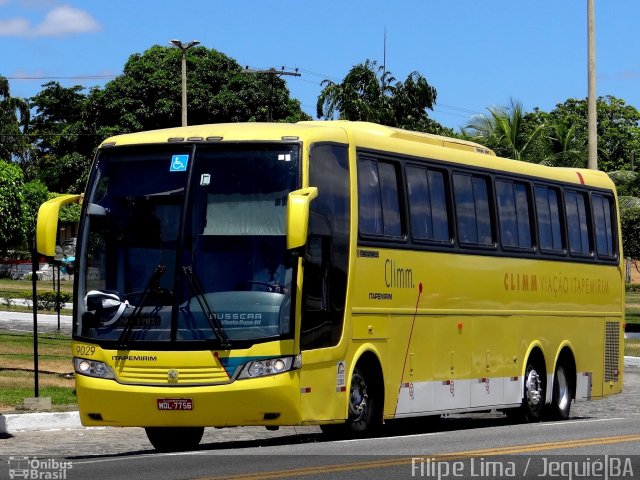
[
  {"left": 592, "top": 193, "right": 616, "bottom": 258},
  {"left": 535, "top": 185, "right": 564, "bottom": 253},
  {"left": 453, "top": 172, "right": 494, "bottom": 246},
  {"left": 357, "top": 157, "right": 403, "bottom": 238},
  {"left": 565, "top": 190, "right": 592, "bottom": 256},
  {"left": 496, "top": 179, "right": 533, "bottom": 249},
  {"left": 407, "top": 166, "right": 451, "bottom": 243}
]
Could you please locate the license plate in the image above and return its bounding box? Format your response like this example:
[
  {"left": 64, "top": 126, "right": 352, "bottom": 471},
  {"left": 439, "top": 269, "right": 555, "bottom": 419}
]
[{"left": 157, "top": 398, "right": 193, "bottom": 411}]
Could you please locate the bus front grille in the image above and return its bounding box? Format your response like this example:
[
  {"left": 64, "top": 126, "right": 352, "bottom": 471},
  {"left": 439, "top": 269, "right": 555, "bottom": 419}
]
[
  {"left": 115, "top": 365, "right": 231, "bottom": 385},
  {"left": 604, "top": 321, "right": 620, "bottom": 383}
]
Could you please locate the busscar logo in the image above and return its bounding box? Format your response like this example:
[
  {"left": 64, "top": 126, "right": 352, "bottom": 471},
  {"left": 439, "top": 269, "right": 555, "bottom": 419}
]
[{"left": 357, "top": 249, "right": 379, "bottom": 258}]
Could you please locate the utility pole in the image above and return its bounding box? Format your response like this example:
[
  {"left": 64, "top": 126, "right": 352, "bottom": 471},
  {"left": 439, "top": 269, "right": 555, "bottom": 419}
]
[
  {"left": 241, "top": 67, "right": 301, "bottom": 121},
  {"left": 382, "top": 28, "right": 387, "bottom": 92},
  {"left": 587, "top": 0, "right": 598, "bottom": 170},
  {"left": 170, "top": 39, "right": 200, "bottom": 127}
]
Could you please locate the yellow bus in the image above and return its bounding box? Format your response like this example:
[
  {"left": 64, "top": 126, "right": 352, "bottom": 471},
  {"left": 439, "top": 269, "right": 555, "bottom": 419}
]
[{"left": 37, "top": 121, "right": 624, "bottom": 451}]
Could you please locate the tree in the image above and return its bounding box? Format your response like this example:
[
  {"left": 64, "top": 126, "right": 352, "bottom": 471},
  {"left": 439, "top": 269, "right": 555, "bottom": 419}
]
[
  {"left": 464, "top": 99, "right": 544, "bottom": 161},
  {"left": 0, "top": 76, "right": 30, "bottom": 163},
  {"left": 621, "top": 208, "right": 640, "bottom": 270},
  {"left": 539, "top": 121, "right": 587, "bottom": 168},
  {"left": 607, "top": 170, "right": 640, "bottom": 209},
  {"left": 0, "top": 160, "right": 25, "bottom": 251},
  {"left": 29, "top": 82, "right": 93, "bottom": 192},
  {"left": 543, "top": 96, "right": 640, "bottom": 172},
  {"left": 316, "top": 60, "right": 447, "bottom": 134},
  {"left": 88, "top": 45, "right": 309, "bottom": 135}
]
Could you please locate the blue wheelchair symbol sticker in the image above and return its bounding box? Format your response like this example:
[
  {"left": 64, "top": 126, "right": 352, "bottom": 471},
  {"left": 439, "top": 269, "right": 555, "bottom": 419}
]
[{"left": 170, "top": 154, "right": 189, "bottom": 172}]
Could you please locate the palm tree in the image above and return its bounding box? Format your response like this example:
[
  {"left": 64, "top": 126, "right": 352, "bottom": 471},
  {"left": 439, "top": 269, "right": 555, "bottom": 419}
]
[
  {"left": 607, "top": 170, "right": 640, "bottom": 209},
  {"left": 539, "top": 122, "right": 586, "bottom": 168},
  {"left": 0, "top": 76, "right": 30, "bottom": 162},
  {"left": 464, "top": 98, "right": 543, "bottom": 161},
  {"left": 316, "top": 60, "right": 388, "bottom": 122}
]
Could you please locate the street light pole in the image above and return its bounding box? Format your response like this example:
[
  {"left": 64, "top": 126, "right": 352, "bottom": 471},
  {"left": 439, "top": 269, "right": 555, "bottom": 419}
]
[
  {"left": 169, "top": 39, "right": 200, "bottom": 127},
  {"left": 587, "top": 0, "right": 598, "bottom": 170}
]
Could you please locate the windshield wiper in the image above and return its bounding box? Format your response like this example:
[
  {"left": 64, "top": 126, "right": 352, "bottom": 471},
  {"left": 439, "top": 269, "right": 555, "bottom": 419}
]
[
  {"left": 182, "top": 266, "right": 230, "bottom": 348},
  {"left": 117, "top": 264, "right": 166, "bottom": 344}
]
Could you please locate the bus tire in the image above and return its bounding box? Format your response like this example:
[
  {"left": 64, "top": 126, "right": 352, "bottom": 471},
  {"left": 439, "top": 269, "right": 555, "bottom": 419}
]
[
  {"left": 508, "top": 357, "right": 545, "bottom": 423},
  {"left": 548, "top": 363, "right": 572, "bottom": 420},
  {"left": 321, "top": 362, "right": 383, "bottom": 438},
  {"left": 145, "top": 426, "right": 204, "bottom": 452}
]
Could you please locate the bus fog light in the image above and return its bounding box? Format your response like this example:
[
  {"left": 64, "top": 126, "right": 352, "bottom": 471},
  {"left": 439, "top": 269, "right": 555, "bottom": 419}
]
[
  {"left": 74, "top": 357, "right": 115, "bottom": 379},
  {"left": 238, "top": 355, "right": 301, "bottom": 379}
]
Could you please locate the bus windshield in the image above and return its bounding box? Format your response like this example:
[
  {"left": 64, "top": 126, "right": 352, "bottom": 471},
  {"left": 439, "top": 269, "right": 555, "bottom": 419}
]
[{"left": 77, "top": 143, "right": 299, "bottom": 347}]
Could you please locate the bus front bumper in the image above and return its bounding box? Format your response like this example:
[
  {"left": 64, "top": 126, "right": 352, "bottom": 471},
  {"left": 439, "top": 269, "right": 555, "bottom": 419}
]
[{"left": 75, "top": 372, "right": 302, "bottom": 427}]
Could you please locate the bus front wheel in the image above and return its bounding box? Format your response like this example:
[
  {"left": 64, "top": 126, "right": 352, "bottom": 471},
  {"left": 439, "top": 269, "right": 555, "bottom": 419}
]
[
  {"left": 321, "top": 364, "right": 382, "bottom": 438},
  {"left": 145, "top": 426, "right": 204, "bottom": 452}
]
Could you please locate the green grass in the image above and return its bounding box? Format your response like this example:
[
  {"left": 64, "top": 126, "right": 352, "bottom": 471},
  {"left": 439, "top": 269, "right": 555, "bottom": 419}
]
[
  {"left": 626, "top": 292, "right": 640, "bottom": 325},
  {"left": 0, "top": 331, "right": 75, "bottom": 410},
  {"left": 0, "top": 278, "right": 73, "bottom": 313},
  {"left": 626, "top": 339, "right": 640, "bottom": 357},
  {"left": 0, "top": 278, "right": 74, "bottom": 294}
]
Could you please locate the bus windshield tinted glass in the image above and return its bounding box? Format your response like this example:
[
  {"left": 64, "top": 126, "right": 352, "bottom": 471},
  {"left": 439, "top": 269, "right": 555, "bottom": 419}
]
[{"left": 77, "top": 144, "right": 299, "bottom": 346}]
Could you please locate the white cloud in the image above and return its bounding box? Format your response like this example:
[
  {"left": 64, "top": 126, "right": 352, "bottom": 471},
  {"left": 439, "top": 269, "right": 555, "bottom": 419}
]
[
  {"left": 0, "top": 17, "right": 30, "bottom": 35},
  {"left": 0, "top": 4, "right": 101, "bottom": 37}
]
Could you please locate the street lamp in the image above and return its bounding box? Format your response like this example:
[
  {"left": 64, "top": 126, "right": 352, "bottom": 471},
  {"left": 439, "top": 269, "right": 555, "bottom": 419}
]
[{"left": 169, "top": 39, "right": 200, "bottom": 127}]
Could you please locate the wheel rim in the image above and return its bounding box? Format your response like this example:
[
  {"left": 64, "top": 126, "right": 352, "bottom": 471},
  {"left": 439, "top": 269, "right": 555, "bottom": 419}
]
[
  {"left": 555, "top": 367, "right": 570, "bottom": 411},
  {"left": 525, "top": 368, "right": 543, "bottom": 407},
  {"left": 348, "top": 370, "right": 368, "bottom": 422}
]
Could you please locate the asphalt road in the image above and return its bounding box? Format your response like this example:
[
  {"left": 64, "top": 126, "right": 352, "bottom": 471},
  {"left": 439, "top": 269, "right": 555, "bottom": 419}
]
[{"left": 2, "top": 363, "right": 639, "bottom": 480}]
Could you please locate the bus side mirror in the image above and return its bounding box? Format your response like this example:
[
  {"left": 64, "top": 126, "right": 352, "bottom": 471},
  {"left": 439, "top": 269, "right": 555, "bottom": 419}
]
[
  {"left": 286, "top": 187, "right": 318, "bottom": 251},
  {"left": 36, "top": 194, "right": 82, "bottom": 257}
]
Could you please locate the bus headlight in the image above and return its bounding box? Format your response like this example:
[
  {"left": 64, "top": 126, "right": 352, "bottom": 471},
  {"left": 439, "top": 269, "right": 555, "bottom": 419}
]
[
  {"left": 237, "top": 355, "right": 301, "bottom": 379},
  {"left": 74, "top": 358, "right": 115, "bottom": 379}
]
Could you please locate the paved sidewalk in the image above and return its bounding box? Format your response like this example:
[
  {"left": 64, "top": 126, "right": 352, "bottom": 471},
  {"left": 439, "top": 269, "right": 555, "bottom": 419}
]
[{"left": 0, "top": 310, "right": 72, "bottom": 335}]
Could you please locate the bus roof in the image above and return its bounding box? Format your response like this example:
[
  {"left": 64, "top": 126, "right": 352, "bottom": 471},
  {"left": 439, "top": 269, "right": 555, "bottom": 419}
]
[{"left": 99, "top": 120, "right": 614, "bottom": 191}]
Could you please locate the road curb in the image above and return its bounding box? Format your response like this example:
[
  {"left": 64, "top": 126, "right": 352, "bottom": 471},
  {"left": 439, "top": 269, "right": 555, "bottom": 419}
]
[{"left": 0, "top": 411, "right": 82, "bottom": 434}]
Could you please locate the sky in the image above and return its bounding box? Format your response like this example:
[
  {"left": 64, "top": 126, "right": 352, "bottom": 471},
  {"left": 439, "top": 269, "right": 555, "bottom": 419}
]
[{"left": 1, "top": 0, "right": 639, "bottom": 131}]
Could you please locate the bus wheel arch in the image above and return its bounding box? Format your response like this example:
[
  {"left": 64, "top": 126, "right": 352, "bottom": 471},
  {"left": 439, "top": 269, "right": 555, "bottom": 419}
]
[
  {"left": 547, "top": 346, "right": 576, "bottom": 420},
  {"left": 321, "top": 349, "right": 384, "bottom": 437},
  {"left": 509, "top": 346, "right": 546, "bottom": 423}
]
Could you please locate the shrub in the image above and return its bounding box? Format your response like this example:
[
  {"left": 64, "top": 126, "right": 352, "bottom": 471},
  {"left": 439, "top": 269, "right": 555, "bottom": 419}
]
[
  {"left": 37, "top": 290, "right": 72, "bottom": 311},
  {"left": 626, "top": 283, "right": 640, "bottom": 293}
]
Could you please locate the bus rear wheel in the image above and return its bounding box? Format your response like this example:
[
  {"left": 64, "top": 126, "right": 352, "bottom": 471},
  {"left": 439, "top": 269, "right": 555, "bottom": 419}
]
[
  {"left": 145, "top": 426, "right": 204, "bottom": 452},
  {"left": 548, "top": 364, "right": 572, "bottom": 420}
]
